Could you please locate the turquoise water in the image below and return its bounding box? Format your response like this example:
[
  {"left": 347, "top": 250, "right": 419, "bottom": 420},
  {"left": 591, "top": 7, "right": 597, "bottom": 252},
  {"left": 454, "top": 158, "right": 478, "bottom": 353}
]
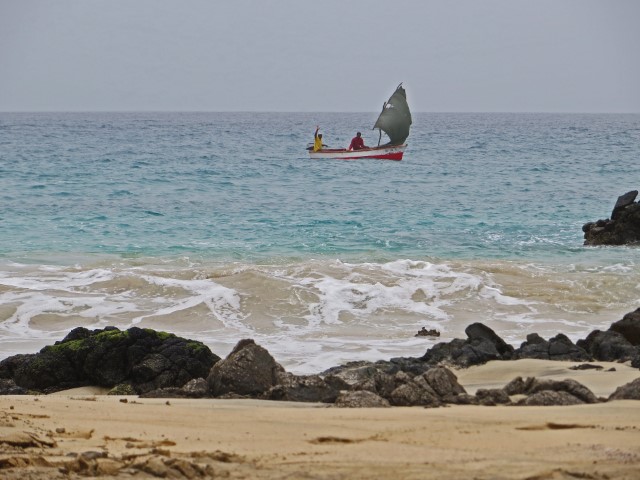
[{"left": 1, "top": 112, "right": 639, "bottom": 372}]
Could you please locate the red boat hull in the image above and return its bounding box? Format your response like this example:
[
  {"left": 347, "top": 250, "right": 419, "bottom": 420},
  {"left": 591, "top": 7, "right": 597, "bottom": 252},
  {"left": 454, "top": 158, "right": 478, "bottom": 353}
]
[{"left": 308, "top": 144, "right": 406, "bottom": 161}]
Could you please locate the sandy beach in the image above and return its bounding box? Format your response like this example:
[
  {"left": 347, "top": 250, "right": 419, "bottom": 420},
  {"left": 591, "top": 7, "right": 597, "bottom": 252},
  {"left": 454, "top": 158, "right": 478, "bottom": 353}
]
[{"left": 1, "top": 359, "right": 639, "bottom": 479}]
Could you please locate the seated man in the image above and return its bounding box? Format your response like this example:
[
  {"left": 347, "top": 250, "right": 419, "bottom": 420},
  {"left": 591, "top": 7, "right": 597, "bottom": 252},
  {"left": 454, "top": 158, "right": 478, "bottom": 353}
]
[{"left": 348, "top": 132, "right": 367, "bottom": 151}]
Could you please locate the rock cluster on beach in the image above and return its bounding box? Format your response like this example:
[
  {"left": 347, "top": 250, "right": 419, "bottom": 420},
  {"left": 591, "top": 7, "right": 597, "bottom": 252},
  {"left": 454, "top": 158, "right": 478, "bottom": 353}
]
[
  {"left": 583, "top": 190, "right": 640, "bottom": 245},
  {"left": 1, "top": 308, "right": 640, "bottom": 407},
  {"left": 0, "top": 326, "right": 218, "bottom": 395},
  {"left": 0, "top": 309, "right": 640, "bottom": 407}
]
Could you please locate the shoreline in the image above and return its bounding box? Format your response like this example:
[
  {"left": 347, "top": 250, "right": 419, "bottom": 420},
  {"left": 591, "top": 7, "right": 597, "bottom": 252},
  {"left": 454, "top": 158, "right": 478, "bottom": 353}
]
[{"left": 2, "top": 359, "right": 639, "bottom": 479}]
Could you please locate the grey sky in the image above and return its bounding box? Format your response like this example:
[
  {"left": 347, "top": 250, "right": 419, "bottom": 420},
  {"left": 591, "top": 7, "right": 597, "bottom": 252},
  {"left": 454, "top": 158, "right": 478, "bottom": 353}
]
[{"left": 1, "top": 0, "right": 639, "bottom": 112}]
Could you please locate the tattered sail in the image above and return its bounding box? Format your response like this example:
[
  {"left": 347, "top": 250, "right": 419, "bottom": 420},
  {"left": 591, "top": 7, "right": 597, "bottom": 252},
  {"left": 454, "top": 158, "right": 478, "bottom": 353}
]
[{"left": 373, "top": 83, "right": 412, "bottom": 146}]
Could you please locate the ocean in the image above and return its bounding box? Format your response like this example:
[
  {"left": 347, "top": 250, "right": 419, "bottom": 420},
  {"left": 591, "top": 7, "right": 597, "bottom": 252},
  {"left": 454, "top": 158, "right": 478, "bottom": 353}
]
[{"left": 1, "top": 111, "right": 639, "bottom": 374}]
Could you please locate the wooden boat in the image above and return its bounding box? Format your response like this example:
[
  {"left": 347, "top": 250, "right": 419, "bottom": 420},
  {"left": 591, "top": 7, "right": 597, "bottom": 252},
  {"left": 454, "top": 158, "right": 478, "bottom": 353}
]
[
  {"left": 308, "top": 84, "right": 412, "bottom": 161},
  {"left": 307, "top": 144, "right": 406, "bottom": 161}
]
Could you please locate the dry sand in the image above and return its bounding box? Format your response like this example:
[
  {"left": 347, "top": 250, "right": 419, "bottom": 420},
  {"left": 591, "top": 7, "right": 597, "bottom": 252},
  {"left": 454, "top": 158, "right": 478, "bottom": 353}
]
[{"left": 1, "top": 359, "right": 639, "bottom": 479}]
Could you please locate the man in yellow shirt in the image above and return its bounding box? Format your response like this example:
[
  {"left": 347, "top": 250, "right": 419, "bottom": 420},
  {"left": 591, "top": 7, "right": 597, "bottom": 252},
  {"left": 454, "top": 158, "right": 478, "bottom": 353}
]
[{"left": 313, "top": 126, "right": 324, "bottom": 152}]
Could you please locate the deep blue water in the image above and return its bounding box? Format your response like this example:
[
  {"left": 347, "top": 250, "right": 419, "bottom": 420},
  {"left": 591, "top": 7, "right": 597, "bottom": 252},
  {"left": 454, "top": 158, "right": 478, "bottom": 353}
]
[{"left": 2, "top": 112, "right": 639, "bottom": 263}]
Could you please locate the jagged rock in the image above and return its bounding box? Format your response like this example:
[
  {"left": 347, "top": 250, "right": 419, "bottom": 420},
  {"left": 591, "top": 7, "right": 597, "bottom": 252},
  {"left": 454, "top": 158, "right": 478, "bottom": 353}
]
[
  {"left": 576, "top": 330, "right": 639, "bottom": 362},
  {"left": 475, "top": 388, "right": 511, "bottom": 406},
  {"left": 321, "top": 357, "right": 430, "bottom": 384},
  {"left": 611, "top": 190, "right": 638, "bottom": 220},
  {"left": 0, "top": 378, "right": 28, "bottom": 395},
  {"left": 420, "top": 338, "right": 467, "bottom": 365},
  {"left": 387, "top": 357, "right": 432, "bottom": 376},
  {"left": 422, "top": 366, "right": 466, "bottom": 398},
  {"left": 389, "top": 382, "right": 440, "bottom": 407},
  {"left": 334, "top": 390, "right": 391, "bottom": 408},
  {"left": 385, "top": 366, "right": 466, "bottom": 407},
  {"left": 521, "top": 390, "right": 585, "bottom": 406},
  {"left": 421, "top": 323, "right": 513, "bottom": 368},
  {"left": 141, "top": 377, "right": 211, "bottom": 398},
  {"left": 569, "top": 363, "right": 603, "bottom": 371},
  {"left": 181, "top": 378, "right": 208, "bottom": 397},
  {"left": 352, "top": 370, "right": 397, "bottom": 398},
  {"left": 608, "top": 378, "right": 640, "bottom": 400},
  {"left": 264, "top": 372, "right": 342, "bottom": 403},
  {"left": 609, "top": 308, "right": 640, "bottom": 345},
  {"left": 321, "top": 361, "right": 386, "bottom": 386},
  {"left": 465, "top": 323, "right": 514, "bottom": 357},
  {"left": 502, "top": 376, "right": 598, "bottom": 404},
  {"left": 415, "top": 327, "right": 440, "bottom": 337},
  {"left": 514, "top": 333, "right": 591, "bottom": 361},
  {"left": 0, "top": 327, "right": 219, "bottom": 394},
  {"left": 207, "top": 339, "right": 284, "bottom": 397},
  {"left": 583, "top": 190, "right": 640, "bottom": 245}
]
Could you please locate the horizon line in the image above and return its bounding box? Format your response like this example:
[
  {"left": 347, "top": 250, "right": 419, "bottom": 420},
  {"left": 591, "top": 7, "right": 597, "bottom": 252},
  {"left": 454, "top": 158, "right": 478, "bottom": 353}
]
[{"left": 1, "top": 110, "right": 639, "bottom": 115}]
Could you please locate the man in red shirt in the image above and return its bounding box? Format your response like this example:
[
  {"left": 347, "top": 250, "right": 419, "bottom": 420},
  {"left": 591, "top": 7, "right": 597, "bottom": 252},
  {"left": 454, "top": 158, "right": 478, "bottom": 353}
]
[{"left": 348, "top": 132, "right": 367, "bottom": 151}]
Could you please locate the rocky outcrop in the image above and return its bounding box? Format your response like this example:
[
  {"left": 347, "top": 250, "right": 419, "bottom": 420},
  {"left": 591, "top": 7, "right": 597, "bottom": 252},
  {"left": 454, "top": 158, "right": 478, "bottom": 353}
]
[
  {"left": 0, "top": 327, "right": 219, "bottom": 394},
  {"left": 504, "top": 376, "right": 600, "bottom": 405},
  {"left": 206, "top": 339, "right": 283, "bottom": 397},
  {"left": 583, "top": 190, "right": 640, "bottom": 245},
  {"left": 350, "top": 365, "right": 470, "bottom": 407},
  {"left": 513, "top": 333, "right": 591, "bottom": 361},
  {"left": 334, "top": 390, "right": 391, "bottom": 408},
  {"left": 608, "top": 378, "right": 640, "bottom": 400},
  {"left": 576, "top": 330, "right": 639, "bottom": 363},
  {"left": 609, "top": 308, "right": 640, "bottom": 345},
  {"left": 3, "top": 311, "right": 640, "bottom": 407},
  {"left": 264, "top": 372, "right": 346, "bottom": 403},
  {"left": 420, "top": 323, "right": 514, "bottom": 367}
]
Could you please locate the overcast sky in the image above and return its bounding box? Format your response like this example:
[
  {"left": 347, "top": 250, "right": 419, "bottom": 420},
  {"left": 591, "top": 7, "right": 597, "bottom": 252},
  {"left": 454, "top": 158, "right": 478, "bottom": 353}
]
[{"left": 1, "top": 0, "right": 639, "bottom": 112}]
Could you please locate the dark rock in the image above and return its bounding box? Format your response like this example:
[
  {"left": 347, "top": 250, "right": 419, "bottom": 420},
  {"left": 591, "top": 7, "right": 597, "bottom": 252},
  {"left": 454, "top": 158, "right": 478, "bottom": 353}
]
[
  {"left": 503, "top": 376, "right": 533, "bottom": 396},
  {"left": 462, "top": 341, "right": 502, "bottom": 366},
  {"left": 577, "top": 330, "right": 639, "bottom": 362},
  {"left": 608, "top": 378, "right": 640, "bottom": 400},
  {"left": 389, "top": 382, "right": 440, "bottom": 407},
  {"left": 0, "top": 378, "right": 28, "bottom": 395},
  {"left": 352, "top": 370, "right": 398, "bottom": 399},
  {"left": 446, "top": 393, "right": 479, "bottom": 405},
  {"left": 0, "top": 327, "right": 219, "bottom": 394},
  {"left": 140, "top": 387, "right": 186, "bottom": 398},
  {"left": 264, "top": 372, "right": 341, "bottom": 403},
  {"left": 502, "top": 376, "right": 598, "bottom": 404},
  {"left": 321, "top": 357, "right": 430, "bottom": 384},
  {"left": 422, "top": 366, "right": 466, "bottom": 398},
  {"left": 584, "top": 191, "right": 640, "bottom": 245},
  {"left": 514, "top": 333, "right": 591, "bottom": 361},
  {"left": 415, "top": 327, "right": 440, "bottom": 337},
  {"left": 321, "top": 361, "right": 381, "bottom": 385},
  {"left": 568, "top": 364, "right": 603, "bottom": 371},
  {"left": 420, "top": 338, "right": 468, "bottom": 365},
  {"left": 420, "top": 324, "right": 513, "bottom": 368},
  {"left": 207, "top": 339, "right": 284, "bottom": 397},
  {"left": 387, "top": 357, "right": 432, "bottom": 376},
  {"left": 181, "top": 378, "right": 208, "bottom": 397},
  {"left": 385, "top": 366, "right": 466, "bottom": 407},
  {"left": 475, "top": 388, "right": 511, "bottom": 406},
  {"left": 609, "top": 308, "right": 640, "bottom": 345},
  {"left": 522, "top": 391, "right": 585, "bottom": 406},
  {"left": 611, "top": 190, "right": 638, "bottom": 220},
  {"left": 465, "top": 323, "right": 514, "bottom": 357},
  {"left": 334, "top": 390, "right": 390, "bottom": 408}
]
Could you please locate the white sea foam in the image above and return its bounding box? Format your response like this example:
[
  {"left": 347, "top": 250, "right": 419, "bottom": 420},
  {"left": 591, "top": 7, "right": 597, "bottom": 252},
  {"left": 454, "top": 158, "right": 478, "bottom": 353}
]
[{"left": 1, "top": 257, "right": 639, "bottom": 374}]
